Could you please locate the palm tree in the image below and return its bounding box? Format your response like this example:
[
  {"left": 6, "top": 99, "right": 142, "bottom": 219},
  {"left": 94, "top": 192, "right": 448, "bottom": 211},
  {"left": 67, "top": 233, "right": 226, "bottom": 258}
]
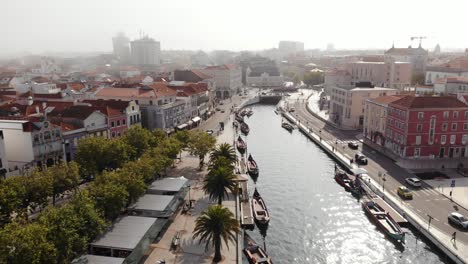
[
  {"left": 203, "top": 165, "right": 237, "bottom": 205},
  {"left": 208, "top": 156, "right": 234, "bottom": 171},
  {"left": 209, "top": 143, "right": 237, "bottom": 166},
  {"left": 193, "top": 205, "right": 240, "bottom": 263}
]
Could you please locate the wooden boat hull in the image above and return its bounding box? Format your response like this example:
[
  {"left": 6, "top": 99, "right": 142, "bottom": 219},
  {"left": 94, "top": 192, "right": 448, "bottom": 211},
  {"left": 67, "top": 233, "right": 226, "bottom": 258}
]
[
  {"left": 236, "top": 137, "right": 247, "bottom": 154},
  {"left": 247, "top": 155, "right": 259, "bottom": 176},
  {"left": 362, "top": 201, "right": 405, "bottom": 243},
  {"left": 281, "top": 123, "right": 294, "bottom": 132},
  {"left": 252, "top": 189, "right": 270, "bottom": 224},
  {"left": 241, "top": 123, "right": 250, "bottom": 135},
  {"left": 243, "top": 234, "right": 273, "bottom": 264}
]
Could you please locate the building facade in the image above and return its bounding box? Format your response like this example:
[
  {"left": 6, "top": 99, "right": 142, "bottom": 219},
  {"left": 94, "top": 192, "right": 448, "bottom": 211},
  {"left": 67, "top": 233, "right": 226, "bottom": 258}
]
[
  {"left": 112, "top": 33, "right": 131, "bottom": 63},
  {"left": 363, "top": 95, "right": 403, "bottom": 146},
  {"left": 130, "top": 37, "right": 161, "bottom": 67},
  {"left": 330, "top": 86, "right": 398, "bottom": 129},
  {"left": 385, "top": 96, "right": 468, "bottom": 161},
  {"left": 201, "top": 65, "right": 242, "bottom": 99},
  {"left": 384, "top": 45, "right": 428, "bottom": 75}
]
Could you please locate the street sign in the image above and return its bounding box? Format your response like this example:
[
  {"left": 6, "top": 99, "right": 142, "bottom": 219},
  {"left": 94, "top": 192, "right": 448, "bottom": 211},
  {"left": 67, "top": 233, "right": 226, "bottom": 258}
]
[{"left": 451, "top": 179, "right": 456, "bottom": 188}]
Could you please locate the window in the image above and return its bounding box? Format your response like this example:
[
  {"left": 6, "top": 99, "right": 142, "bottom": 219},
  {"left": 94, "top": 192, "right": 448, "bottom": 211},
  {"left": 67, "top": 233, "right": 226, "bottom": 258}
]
[
  {"left": 418, "top": 112, "right": 424, "bottom": 120},
  {"left": 117, "top": 120, "right": 121, "bottom": 126},
  {"left": 111, "top": 132, "right": 116, "bottom": 137},
  {"left": 443, "top": 111, "right": 449, "bottom": 119},
  {"left": 450, "top": 135, "right": 456, "bottom": 144},
  {"left": 452, "top": 123, "right": 458, "bottom": 131},
  {"left": 441, "top": 135, "right": 446, "bottom": 144},
  {"left": 462, "top": 135, "right": 468, "bottom": 145},
  {"left": 465, "top": 111, "right": 468, "bottom": 118},
  {"left": 123, "top": 119, "right": 126, "bottom": 125},
  {"left": 414, "top": 148, "right": 420, "bottom": 157},
  {"left": 465, "top": 123, "right": 468, "bottom": 130},
  {"left": 111, "top": 121, "right": 115, "bottom": 127},
  {"left": 442, "top": 123, "right": 448, "bottom": 131},
  {"left": 454, "top": 111, "right": 459, "bottom": 119},
  {"left": 417, "top": 124, "right": 423, "bottom": 132},
  {"left": 415, "top": 136, "right": 421, "bottom": 145}
]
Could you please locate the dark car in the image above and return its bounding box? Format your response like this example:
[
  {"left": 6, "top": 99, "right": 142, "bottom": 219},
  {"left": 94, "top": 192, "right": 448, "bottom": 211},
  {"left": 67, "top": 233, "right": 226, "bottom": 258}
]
[
  {"left": 354, "top": 154, "right": 368, "bottom": 165},
  {"left": 348, "top": 142, "right": 359, "bottom": 149}
]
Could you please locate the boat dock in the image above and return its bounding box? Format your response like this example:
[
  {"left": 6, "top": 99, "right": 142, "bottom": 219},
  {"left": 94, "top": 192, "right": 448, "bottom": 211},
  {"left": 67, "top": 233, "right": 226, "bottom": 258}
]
[
  {"left": 239, "top": 181, "right": 254, "bottom": 230},
  {"left": 372, "top": 197, "right": 408, "bottom": 227}
]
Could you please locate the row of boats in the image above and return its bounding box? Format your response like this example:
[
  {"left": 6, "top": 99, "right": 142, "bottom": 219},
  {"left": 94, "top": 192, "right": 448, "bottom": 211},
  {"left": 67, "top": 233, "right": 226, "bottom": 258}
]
[
  {"left": 334, "top": 167, "right": 405, "bottom": 244},
  {"left": 234, "top": 109, "right": 272, "bottom": 264}
]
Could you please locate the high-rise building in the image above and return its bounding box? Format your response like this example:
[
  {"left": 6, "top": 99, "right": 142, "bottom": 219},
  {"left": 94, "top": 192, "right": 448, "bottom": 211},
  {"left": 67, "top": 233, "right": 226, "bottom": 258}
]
[
  {"left": 112, "top": 32, "right": 131, "bottom": 62},
  {"left": 130, "top": 36, "right": 161, "bottom": 67},
  {"left": 278, "top": 41, "right": 304, "bottom": 57}
]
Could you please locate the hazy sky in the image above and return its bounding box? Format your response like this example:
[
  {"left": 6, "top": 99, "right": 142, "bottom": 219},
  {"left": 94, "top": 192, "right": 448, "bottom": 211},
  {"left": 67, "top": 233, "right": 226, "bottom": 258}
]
[{"left": 1, "top": 0, "right": 467, "bottom": 55}]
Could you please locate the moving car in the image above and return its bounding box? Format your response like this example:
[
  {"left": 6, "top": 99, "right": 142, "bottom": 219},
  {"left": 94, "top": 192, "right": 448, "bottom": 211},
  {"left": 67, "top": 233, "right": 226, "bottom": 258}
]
[
  {"left": 448, "top": 212, "right": 468, "bottom": 229},
  {"left": 397, "top": 186, "right": 413, "bottom": 200},
  {"left": 354, "top": 154, "right": 368, "bottom": 165},
  {"left": 348, "top": 142, "right": 359, "bottom": 149},
  {"left": 405, "top": 177, "right": 422, "bottom": 188}
]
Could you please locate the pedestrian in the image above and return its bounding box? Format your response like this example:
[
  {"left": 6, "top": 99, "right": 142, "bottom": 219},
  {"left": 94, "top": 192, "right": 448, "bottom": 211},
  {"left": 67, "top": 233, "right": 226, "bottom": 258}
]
[
  {"left": 451, "top": 231, "right": 456, "bottom": 242},
  {"left": 450, "top": 190, "right": 453, "bottom": 199}
]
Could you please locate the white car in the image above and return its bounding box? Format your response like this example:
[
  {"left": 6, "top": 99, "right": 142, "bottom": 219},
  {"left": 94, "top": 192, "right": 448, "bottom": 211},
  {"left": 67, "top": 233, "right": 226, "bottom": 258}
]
[
  {"left": 448, "top": 212, "right": 468, "bottom": 229},
  {"left": 405, "top": 177, "right": 422, "bottom": 187}
]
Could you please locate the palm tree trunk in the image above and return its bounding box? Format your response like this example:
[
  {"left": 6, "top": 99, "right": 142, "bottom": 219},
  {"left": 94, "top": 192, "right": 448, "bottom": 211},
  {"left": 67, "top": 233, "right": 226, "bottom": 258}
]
[
  {"left": 218, "top": 196, "right": 222, "bottom": 205},
  {"left": 213, "top": 236, "right": 222, "bottom": 262}
]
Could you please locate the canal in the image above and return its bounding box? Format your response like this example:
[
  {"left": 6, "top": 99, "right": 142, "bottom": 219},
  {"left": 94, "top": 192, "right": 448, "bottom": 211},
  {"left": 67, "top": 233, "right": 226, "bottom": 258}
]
[{"left": 242, "top": 105, "right": 450, "bottom": 264}]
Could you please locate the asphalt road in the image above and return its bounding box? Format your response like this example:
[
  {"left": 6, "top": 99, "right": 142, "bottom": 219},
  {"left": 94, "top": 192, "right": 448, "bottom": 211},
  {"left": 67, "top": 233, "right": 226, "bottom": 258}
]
[{"left": 288, "top": 94, "right": 468, "bottom": 246}]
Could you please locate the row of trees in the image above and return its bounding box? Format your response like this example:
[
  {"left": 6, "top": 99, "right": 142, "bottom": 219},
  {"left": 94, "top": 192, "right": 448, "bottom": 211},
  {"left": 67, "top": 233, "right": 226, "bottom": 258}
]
[
  {"left": 0, "top": 126, "right": 218, "bottom": 264},
  {"left": 193, "top": 143, "right": 240, "bottom": 262}
]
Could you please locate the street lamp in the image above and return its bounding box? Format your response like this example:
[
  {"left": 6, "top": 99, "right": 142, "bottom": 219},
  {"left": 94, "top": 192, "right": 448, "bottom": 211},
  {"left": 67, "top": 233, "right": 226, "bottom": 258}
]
[{"left": 187, "top": 184, "right": 191, "bottom": 207}]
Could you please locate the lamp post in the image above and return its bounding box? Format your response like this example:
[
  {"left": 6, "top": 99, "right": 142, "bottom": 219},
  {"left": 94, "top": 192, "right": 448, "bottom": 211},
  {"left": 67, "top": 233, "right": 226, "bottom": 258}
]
[{"left": 187, "top": 184, "right": 191, "bottom": 207}]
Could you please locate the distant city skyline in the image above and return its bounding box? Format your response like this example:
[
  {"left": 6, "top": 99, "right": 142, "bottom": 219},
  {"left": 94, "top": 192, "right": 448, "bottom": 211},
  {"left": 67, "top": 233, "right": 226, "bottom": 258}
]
[{"left": 1, "top": 0, "right": 467, "bottom": 57}]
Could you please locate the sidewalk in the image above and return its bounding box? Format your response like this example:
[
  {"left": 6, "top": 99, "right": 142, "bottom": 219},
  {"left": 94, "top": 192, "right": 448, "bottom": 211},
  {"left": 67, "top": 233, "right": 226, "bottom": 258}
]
[
  {"left": 306, "top": 90, "right": 330, "bottom": 121},
  {"left": 425, "top": 177, "right": 468, "bottom": 211}
]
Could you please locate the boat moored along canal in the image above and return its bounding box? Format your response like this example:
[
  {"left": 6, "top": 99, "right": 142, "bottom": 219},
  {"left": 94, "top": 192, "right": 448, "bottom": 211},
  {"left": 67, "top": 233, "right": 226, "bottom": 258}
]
[
  {"left": 252, "top": 188, "right": 270, "bottom": 225},
  {"left": 281, "top": 122, "right": 294, "bottom": 132},
  {"left": 362, "top": 200, "right": 405, "bottom": 243},
  {"left": 241, "top": 122, "right": 250, "bottom": 135},
  {"left": 236, "top": 136, "right": 247, "bottom": 154},
  {"left": 243, "top": 233, "right": 273, "bottom": 264},
  {"left": 247, "top": 154, "right": 259, "bottom": 176}
]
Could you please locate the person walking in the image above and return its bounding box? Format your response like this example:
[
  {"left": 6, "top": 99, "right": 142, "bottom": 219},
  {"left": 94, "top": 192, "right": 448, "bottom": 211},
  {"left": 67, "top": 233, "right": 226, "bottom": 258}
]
[{"left": 451, "top": 231, "right": 456, "bottom": 243}]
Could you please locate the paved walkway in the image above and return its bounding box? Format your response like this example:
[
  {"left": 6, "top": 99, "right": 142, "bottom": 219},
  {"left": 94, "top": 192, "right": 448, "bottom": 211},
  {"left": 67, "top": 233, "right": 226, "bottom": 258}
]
[{"left": 145, "top": 94, "right": 252, "bottom": 264}]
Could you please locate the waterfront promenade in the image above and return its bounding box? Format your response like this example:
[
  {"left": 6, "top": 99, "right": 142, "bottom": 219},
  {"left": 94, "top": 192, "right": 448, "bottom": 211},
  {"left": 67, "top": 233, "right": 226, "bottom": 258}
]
[
  {"left": 144, "top": 92, "right": 251, "bottom": 264},
  {"left": 288, "top": 91, "right": 468, "bottom": 263}
]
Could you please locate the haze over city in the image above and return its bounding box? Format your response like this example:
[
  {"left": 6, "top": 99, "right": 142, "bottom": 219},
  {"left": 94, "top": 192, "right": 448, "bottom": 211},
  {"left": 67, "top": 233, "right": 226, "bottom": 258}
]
[{"left": 1, "top": 0, "right": 468, "bottom": 56}]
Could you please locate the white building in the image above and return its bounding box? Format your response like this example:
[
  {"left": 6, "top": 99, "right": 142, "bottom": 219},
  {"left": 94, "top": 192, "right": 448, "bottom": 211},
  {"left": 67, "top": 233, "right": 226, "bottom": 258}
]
[
  {"left": 15, "top": 81, "right": 61, "bottom": 94},
  {"left": 0, "top": 119, "right": 63, "bottom": 172},
  {"left": 201, "top": 64, "right": 242, "bottom": 99},
  {"left": 113, "top": 32, "right": 131, "bottom": 62},
  {"left": 426, "top": 57, "right": 468, "bottom": 85},
  {"left": 433, "top": 77, "right": 468, "bottom": 94},
  {"left": 278, "top": 41, "right": 304, "bottom": 57},
  {"left": 131, "top": 37, "right": 161, "bottom": 67},
  {"left": 363, "top": 95, "right": 403, "bottom": 145},
  {"left": 330, "top": 86, "right": 398, "bottom": 129}
]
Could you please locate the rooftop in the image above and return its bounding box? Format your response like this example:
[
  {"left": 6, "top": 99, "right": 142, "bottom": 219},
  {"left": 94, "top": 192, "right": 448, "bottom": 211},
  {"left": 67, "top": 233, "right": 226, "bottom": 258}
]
[
  {"left": 90, "top": 216, "right": 156, "bottom": 250},
  {"left": 148, "top": 176, "right": 187, "bottom": 194},
  {"left": 390, "top": 96, "right": 467, "bottom": 109},
  {"left": 72, "top": 255, "right": 125, "bottom": 264},
  {"left": 367, "top": 95, "right": 405, "bottom": 105},
  {"left": 129, "top": 194, "right": 174, "bottom": 212}
]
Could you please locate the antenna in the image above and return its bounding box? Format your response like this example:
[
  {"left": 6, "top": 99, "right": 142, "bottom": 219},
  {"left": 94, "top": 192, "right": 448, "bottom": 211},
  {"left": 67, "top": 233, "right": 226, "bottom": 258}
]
[{"left": 410, "top": 36, "right": 427, "bottom": 47}]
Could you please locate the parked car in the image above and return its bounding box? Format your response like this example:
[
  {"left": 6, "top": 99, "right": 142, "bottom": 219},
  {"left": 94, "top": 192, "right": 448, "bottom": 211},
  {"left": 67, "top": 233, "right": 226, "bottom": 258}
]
[
  {"left": 397, "top": 186, "right": 413, "bottom": 200},
  {"left": 289, "top": 107, "right": 295, "bottom": 112},
  {"left": 205, "top": 129, "right": 214, "bottom": 135},
  {"left": 215, "top": 107, "right": 221, "bottom": 111},
  {"left": 348, "top": 142, "right": 359, "bottom": 149},
  {"left": 448, "top": 212, "right": 468, "bottom": 229},
  {"left": 219, "top": 102, "right": 224, "bottom": 105},
  {"left": 405, "top": 177, "right": 422, "bottom": 188},
  {"left": 221, "top": 110, "right": 225, "bottom": 113},
  {"left": 354, "top": 154, "right": 368, "bottom": 165}
]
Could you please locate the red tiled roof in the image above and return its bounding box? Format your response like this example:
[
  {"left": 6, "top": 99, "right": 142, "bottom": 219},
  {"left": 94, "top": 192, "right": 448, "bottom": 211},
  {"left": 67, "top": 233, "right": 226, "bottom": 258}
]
[
  {"left": 191, "top": 69, "right": 212, "bottom": 79},
  {"left": 368, "top": 95, "right": 405, "bottom": 105},
  {"left": 390, "top": 96, "right": 467, "bottom": 109},
  {"left": 204, "top": 64, "right": 238, "bottom": 71},
  {"left": 56, "top": 105, "right": 99, "bottom": 119},
  {"left": 18, "top": 91, "right": 64, "bottom": 99}
]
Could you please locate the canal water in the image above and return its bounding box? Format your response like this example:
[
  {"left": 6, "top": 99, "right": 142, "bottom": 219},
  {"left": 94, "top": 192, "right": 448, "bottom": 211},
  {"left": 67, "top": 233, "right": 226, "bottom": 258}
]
[{"left": 242, "top": 105, "right": 450, "bottom": 264}]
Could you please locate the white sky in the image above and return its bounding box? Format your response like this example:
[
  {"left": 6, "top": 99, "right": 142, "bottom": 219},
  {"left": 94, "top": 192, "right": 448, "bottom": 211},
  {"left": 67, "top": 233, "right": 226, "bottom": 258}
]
[{"left": 1, "top": 0, "right": 467, "bottom": 55}]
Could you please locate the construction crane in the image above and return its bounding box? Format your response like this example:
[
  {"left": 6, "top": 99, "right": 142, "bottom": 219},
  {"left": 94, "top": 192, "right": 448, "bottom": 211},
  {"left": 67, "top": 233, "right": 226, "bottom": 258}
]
[{"left": 411, "top": 36, "right": 427, "bottom": 47}]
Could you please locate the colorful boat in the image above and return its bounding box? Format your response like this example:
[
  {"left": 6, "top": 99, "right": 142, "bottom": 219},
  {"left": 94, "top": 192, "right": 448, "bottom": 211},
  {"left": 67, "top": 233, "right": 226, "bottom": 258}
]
[
  {"left": 362, "top": 200, "right": 405, "bottom": 243},
  {"left": 281, "top": 122, "right": 294, "bottom": 132},
  {"left": 334, "top": 168, "right": 352, "bottom": 191},
  {"left": 236, "top": 136, "right": 247, "bottom": 154},
  {"left": 243, "top": 233, "right": 273, "bottom": 264},
  {"left": 252, "top": 188, "right": 270, "bottom": 224},
  {"left": 247, "top": 154, "right": 259, "bottom": 176}
]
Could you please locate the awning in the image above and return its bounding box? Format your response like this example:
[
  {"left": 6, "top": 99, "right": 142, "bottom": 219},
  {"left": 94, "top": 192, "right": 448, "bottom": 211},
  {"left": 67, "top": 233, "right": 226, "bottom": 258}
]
[
  {"left": 351, "top": 168, "right": 368, "bottom": 175},
  {"left": 192, "top": 116, "right": 201, "bottom": 122},
  {"left": 188, "top": 121, "right": 194, "bottom": 125},
  {"left": 176, "top": 124, "right": 188, "bottom": 130}
]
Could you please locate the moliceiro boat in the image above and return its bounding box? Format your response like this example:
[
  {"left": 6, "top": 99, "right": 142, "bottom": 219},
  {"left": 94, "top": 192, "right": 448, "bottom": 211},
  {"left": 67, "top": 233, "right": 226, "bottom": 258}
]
[
  {"left": 334, "top": 168, "right": 352, "bottom": 192},
  {"left": 281, "top": 122, "right": 294, "bottom": 132},
  {"left": 241, "top": 122, "right": 250, "bottom": 135},
  {"left": 246, "top": 109, "right": 254, "bottom": 117},
  {"left": 243, "top": 233, "right": 273, "bottom": 264},
  {"left": 236, "top": 136, "right": 247, "bottom": 154},
  {"left": 252, "top": 188, "right": 270, "bottom": 224},
  {"left": 362, "top": 200, "right": 405, "bottom": 243},
  {"left": 247, "top": 154, "right": 259, "bottom": 176}
]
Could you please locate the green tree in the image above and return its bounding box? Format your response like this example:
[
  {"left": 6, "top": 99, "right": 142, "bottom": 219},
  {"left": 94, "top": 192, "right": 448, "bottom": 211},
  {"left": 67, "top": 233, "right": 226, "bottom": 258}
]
[
  {"left": 76, "top": 137, "right": 131, "bottom": 178},
  {"left": 99, "top": 170, "right": 146, "bottom": 205},
  {"left": 188, "top": 130, "right": 216, "bottom": 169},
  {"left": 18, "top": 170, "right": 52, "bottom": 218},
  {"left": 203, "top": 164, "right": 236, "bottom": 205},
  {"left": 192, "top": 205, "right": 240, "bottom": 263},
  {"left": 0, "top": 177, "right": 24, "bottom": 224},
  {"left": 303, "top": 71, "right": 324, "bottom": 87},
  {"left": 160, "top": 137, "right": 182, "bottom": 166},
  {"left": 121, "top": 126, "right": 155, "bottom": 159},
  {"left": 209, "top": 143, "right": 237, "bottom": 167},
  {"left": 47, "top": 162, "right": 80, "bottom": 205},
  {"left": 88, "top": 181, "right": 129, "bottom": 220},
  {"left": 0, "top": 222, "right": 57, "bottom": 264},
  {"left": 67, "top": 192, "right": 106, "bottom": 241},
  {"left": 152, "top": 128, "right": 168, "bottom": 144}
]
